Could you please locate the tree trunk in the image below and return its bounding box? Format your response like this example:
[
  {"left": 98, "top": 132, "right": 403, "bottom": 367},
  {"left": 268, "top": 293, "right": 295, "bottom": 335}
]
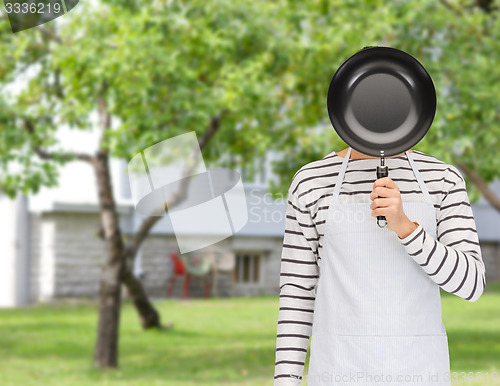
[
  {"left": 93, "top": 151, "right": 126, "bottom": 368},
  {"left": 121, "top": 216, "right": 164, "bottom": 329},
  {"left": 94, "top": 262, "right": 123, "bottom": 368},
  {"left": 455, "top": 160, "right": 500, "bottom": 212},
  {"left": 119, "top": 109, "right": 230, "bottom": 328},
  {"left": 122, "top": 268, "right": 161, "bottom": 328}
]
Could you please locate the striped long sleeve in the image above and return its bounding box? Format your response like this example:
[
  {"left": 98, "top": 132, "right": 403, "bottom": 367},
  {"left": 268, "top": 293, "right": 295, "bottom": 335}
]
[
  {"left": 274, "top": 180, "right": 320, "bottom": 385},
  {"left": 399, "top": 165, "right": 486, "bottom": 302}
]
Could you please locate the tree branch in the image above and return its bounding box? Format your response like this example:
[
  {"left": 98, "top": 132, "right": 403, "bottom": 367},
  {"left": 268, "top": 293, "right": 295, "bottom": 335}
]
[
  {"left": 54, "top": 68, "right": 65, "bottom": 99},
  {"left": 97, "top": 83, "right": 111, "bottom": 151},
  {"left": 37, "top": 26, "right": 118, "bottom": 48},
  {"left": 438, "top": 0, "right": 465, "bottom": 15},
  {"left": 198, "top": 108, "right": 230, "bottom": 149},
  {"left": 23, "top": 118, "right": 93, "bottom": 163},
  {"left": 123, "top": 108, "right": 231, "bottom": 261},
  {"left": 38, "top": 26, "right": 63, "bottom": 44},
  {"left": 455, "top": 161, "right": 500, "bottom": 212},
  {"left": 475, "top": 0, "right": 496, "bottom": 13}
]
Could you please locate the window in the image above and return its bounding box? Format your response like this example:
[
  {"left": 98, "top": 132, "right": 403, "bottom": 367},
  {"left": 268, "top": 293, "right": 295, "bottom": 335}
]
[{"left": 234, "top": 252, "right": 262, "bottom": 284}]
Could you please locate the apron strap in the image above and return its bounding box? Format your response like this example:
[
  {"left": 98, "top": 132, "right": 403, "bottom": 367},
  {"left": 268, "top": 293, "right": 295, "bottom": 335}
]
[
  {"left": 332, "top": 147, "right": 352, "bottom": 201},
  {"left": 406, "top": 150, "right": 433, "bottom": 204}
]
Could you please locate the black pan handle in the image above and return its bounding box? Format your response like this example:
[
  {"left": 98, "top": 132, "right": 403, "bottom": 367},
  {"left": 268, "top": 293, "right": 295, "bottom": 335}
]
[{"left": 376, "top": 164, "right": 388, "bottom": 228}]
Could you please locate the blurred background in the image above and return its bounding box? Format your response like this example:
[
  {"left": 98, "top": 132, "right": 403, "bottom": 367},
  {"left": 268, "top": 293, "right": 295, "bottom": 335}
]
[{"left": 0, "top": 0, "right": 499, "bottom": 385}]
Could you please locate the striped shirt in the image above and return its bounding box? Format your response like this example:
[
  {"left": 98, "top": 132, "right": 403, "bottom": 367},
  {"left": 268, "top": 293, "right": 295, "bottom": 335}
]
[{"left": 274, "top": 149, "right": 486, "bottom": 385}]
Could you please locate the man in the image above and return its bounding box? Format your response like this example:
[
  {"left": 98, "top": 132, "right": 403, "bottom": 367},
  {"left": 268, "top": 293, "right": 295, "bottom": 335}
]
[{"left": 274, "top": 146, "right": 486, "bottom": 386}]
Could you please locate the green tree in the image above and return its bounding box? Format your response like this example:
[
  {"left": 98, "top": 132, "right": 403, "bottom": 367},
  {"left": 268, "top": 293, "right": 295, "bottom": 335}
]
[
  {"left": 0, "top": 0, "right": 337, "bottom": 368},
  {"left": 268, "top": 0, "right": 500, "bottom": 209},
  {"left": 1, "top": 0, "right": 499, "bottom": 371}
]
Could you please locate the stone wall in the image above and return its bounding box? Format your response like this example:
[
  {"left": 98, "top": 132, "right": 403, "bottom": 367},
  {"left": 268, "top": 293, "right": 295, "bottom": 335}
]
[
  {"left": 28, "top": 211, "right": 284, "bottom": 302},
  {"left": 480, "top": 241, "right": 500, "bottom": 284},
  {"left": 30, "top": 212, "right": 104, "bottom": 301},
  {"left": 29, "top": 210, "right": 498, "bottom": 303}
]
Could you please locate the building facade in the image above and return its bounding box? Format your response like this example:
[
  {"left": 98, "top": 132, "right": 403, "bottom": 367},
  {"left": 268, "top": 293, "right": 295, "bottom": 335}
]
[{"left": 1, "top": 157, "right": 500, "bottom": 307}]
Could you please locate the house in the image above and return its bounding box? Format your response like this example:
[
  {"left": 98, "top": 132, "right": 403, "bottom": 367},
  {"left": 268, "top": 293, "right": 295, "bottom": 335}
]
[
  {"left": 0, "top": 141, "right": 290, "bottom": 306},
  {"left": 1, "top": 147, "right": 500, "bottom": 307},
  {"left": 466, "top": 180, "right": 500, "bottom": 282}
]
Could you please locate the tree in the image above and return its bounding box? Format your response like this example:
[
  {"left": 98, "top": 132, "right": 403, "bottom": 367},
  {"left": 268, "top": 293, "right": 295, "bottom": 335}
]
[
  {"left": 1, "top": 0, "right": 499, "bottom": 370},
  {"left": 0, "top": 0, "right": 333, "bottom": 368},
  {"left": 268, "top": 0, "right": 500, "bottom": 210}
]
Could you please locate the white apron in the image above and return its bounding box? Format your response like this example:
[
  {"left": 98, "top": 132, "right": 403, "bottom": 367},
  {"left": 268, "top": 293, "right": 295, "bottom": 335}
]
[{"left": 307, "top": 147, "right": 450, "bottom": 386}]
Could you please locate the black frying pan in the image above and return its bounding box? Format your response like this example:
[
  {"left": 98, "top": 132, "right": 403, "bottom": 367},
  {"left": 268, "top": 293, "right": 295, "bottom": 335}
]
[{"left": 326, "top": 46, "right": 436, "bottom": 227}]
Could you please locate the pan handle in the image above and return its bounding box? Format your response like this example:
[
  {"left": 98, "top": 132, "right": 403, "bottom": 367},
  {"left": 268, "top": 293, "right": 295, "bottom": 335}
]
[{"left": 376, "top": 163, "right": 388, "bottom": 228}]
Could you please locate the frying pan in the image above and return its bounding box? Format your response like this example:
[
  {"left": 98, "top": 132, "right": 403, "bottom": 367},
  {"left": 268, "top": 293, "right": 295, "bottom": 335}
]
[{"left": 326, "top": 46, "right": 436, "bottom": 227}]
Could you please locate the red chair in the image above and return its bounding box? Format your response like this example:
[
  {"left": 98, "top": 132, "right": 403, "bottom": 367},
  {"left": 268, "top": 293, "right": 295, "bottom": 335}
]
[{"left": 166, "top": 252, "right": 211, "bottom": 299}]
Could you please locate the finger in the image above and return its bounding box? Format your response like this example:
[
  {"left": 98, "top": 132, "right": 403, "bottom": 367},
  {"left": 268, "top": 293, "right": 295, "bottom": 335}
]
[
  {"left": 369, "top": 186, "right": 398, "bottom": 200},
  {"left": 370, "top": 197, "right": 392, "bottom": 209},
  {"left": 373, "top": 177, "right": 399, "bottom": 191},
  {"left": 371, "top": 207, "right": 393, "bottom": 217},
  {"left": 373, "top": 177, "right": 396, "bottom": 189},
  {"left": 372, "top": 205, "right": 396, "bottom": 218}
]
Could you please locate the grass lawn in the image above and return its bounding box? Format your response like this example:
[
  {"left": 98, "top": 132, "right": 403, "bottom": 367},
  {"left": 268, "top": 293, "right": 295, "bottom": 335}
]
[{"left": 0, "top": 284, "right": 499, "bottom": 386}]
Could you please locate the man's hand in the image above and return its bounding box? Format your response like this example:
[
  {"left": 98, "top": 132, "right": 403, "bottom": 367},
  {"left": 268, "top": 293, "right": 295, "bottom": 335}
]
[{"left": 369, "top": 177, "right": 418, "bottom": 239}]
